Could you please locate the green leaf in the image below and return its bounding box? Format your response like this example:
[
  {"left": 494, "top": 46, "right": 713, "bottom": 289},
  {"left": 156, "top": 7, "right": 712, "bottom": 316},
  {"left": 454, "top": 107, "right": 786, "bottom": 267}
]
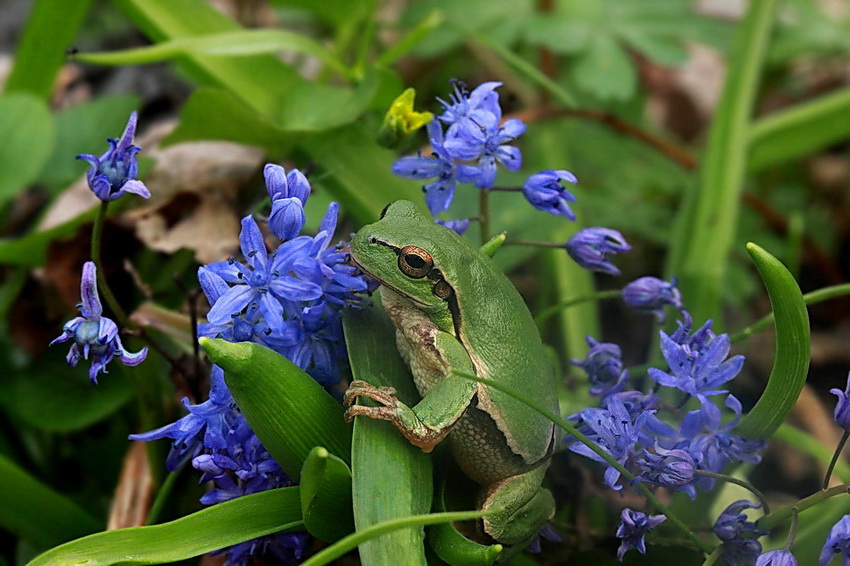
[
  {"left": 1, "top": 358, "right": 134, "bottom": 433},
  {"left": 0, "top": 208, "right": 96, "bottom": 267},
  {"left": 38, "top": 95, "right": 140, "bottom": 191},
  {"left": 0, "top": 94, "right": 55, "bottom": 205},
  {"left": 300, "top": 447, "right": 354, "bottom": 543},
  {"left": 162, "top": 87, "right": 292, "bottom": 152},
  {"left": 748, "top": 87, "right": 850, "bottom": 171},
  {"left": 376, "top": 10, "right": 445, "bottom": 67},
  {"left": 76, "top": 29, "right": 352, "bottom": 80},
  {"left": 736, "top": 243, "right": 810, "bottom": 439},
  {"left": 522, "top": 15, "right": 590, "bottom": 54},
  {"left": 429, "top": 483, "right": 502, "bottom": 566},
  {"left": 28, "top": 488, "right": 302, "bottom": 566},
  {"left": 199, "top": 338, "right": 352, "bottom": 481},
  {"left": 110, "top": 0, "right": 302, "bottom": 119},
  {"left": 0, "top": 453, "right": 101, "bottom": 549},
  {"left": 666, "top": 0, "right": 778, "bottom": 327},
  {"left": 298, "top": 123, "right": 426, "bottom": 225},
  {"left": 570, "top": 33, "right": 637, "bottom": 101},
  {"left": 343, "top": 301, "right": 432, "bottom": 566},
  {"left": 6, "top": 0, "right": 93, "bottom": 100}
]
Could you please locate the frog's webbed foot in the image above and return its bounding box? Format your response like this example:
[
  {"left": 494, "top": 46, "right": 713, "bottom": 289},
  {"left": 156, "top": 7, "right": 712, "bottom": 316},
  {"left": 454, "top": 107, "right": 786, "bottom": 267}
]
[{"left": 343, "top": 379, "right": 448, "bottom": 452}]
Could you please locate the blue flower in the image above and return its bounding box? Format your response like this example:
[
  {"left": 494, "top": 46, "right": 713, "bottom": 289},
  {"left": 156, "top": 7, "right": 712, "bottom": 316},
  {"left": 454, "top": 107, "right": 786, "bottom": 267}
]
[
  {"left": 265, "top": 164, "right": 310, "bottom": 241},
  {"left": 522, "top": 170, "right": 579, "bottom": 220},
  {"left": 443, "top": 108, "right": 525, "bottom": 189},
  {"left": 615, "top": 508, "right": 666, "bottom": 561},
  {"left": 50, "top": 261, "right": 147, "bottom": 384},
  {"left": 129, "top": 365, "right": 234, "bottom": 470},
  {"left": 756, "top": 550, "right": 797, "bottom": 566},
  {"left": 572, "top": 337, "right": 628, "bottom": 397},
  {"left": 634, "top": 444, "right": 696, "bottom": 499},
  {"left": 566, "top": 227, "right": 631, "bottom": 276},
  {"left": 679, "top": 396, "right": 765, "bottom": 489},
  {"left": 648, "top": 319, "right": 744, "bottom": 399},
  {"left": 714, "top": 500, "right": 765, "bottom": 565},
  {"left": 568, "top": 395, "right": 655, "bottom": 490},
  {"left": 392, "top": 121, "right": 478, "bottom": 215},
  {"left": 820, "top": 515, "right": 850, "bottom": 566},
  {"left": 77, "top": 112, "right": 150, "bottom": 201},
  {"left": 830, "top": 372, "right": 850, "bottom": 431},
  {"left": 621, "top": 276, "right": 683, "bottom": 323},
  {"left": 435, "top": 218, "right": 471, "bottom": 235},
  {"left": 436, "top": 80, "right": 502, "bottom": 140}
]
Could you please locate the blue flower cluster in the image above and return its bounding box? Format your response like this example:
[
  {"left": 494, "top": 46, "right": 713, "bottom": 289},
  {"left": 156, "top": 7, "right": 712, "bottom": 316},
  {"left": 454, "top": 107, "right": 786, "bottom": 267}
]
[
  {"left": 392, "top": 81, "right": 578, "bottom": 220},
  {"left": 199, "top": 164, "right": 368, "bottom": 386},
  {"left": 570, "top": 309, "right": 766, "bottom": 560},
  {"left": 132, "top": 165, "right": 369, "bottom": 565}
]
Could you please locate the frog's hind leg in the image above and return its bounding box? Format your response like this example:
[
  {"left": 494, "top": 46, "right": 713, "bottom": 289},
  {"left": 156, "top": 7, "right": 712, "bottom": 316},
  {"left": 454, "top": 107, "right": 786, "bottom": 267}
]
[{"left": 480, "top": 464, "right": 555, "bottom": 547}]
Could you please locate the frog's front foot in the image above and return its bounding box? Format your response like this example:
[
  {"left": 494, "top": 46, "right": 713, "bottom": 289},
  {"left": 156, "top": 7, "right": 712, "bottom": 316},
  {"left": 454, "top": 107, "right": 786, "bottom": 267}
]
[{"left": 343, "top": 379, "right": 448, "bottom": 452}]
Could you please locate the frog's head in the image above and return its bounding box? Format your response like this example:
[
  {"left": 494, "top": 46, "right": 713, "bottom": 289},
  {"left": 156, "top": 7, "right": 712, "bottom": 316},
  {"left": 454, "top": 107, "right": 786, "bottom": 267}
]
[{"left": 350, "top": 200, "right": 464, "bottom": 310}]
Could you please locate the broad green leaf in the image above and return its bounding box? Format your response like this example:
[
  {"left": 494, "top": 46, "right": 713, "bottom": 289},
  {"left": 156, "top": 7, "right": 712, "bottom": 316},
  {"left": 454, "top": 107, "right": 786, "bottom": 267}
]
[
  {"left": 737, "top": 243, "right": 810, "bottom": 439},
  {"left": 162, "top": 87, "right": 292, "bottom": 152},
  {"left": 6, "top": 0, "right": 93, "bottom": 100},
  {"left": 570, "top": 33, "right": 637, "bottom": 101},
  {"left": 298, "top": 123, "right": 426, "bottom": 225},
  {"left": 0, "top": 94, "right": 55, "bottom": 205},
  {"left": 521, "top": 16, "right": 590, "bottom": 54},
  {"left": 277, "top": 70, "right": 381, "bottom": 131},
  {"left": 1, "top": 358, "right": 134, "bottom": 433},
  {"left": 199, "top": 338, "right": 352, "bottom": 481},
  {"left": 666, "top": 0, "right": 778, "bottom": 327},
  {"left": 0, "top": 453, "right": 101, "bottom": 549},
  {"left": 343, "top": 301, "right": 431, "bottom": 566},
  {"left": 38, "top": 95, "right": 140, "bottom": 191},
  {"left": 748, "top": 87, "right": 850, "bottom": 171},
  {"left": 76, "top": 29, "right": 352, "bottom": 80},
  {"left": 300, "top": 447, "right": 354, "bottom": 543},
  {"left": 110, "top": 0, "right": 302, "bottom": 119},
  {"left": 0, "top": 208, "right": 96, "bottom": 267},
  {"left": 28, "top": 487, "right": 302, "bottom": 566}
]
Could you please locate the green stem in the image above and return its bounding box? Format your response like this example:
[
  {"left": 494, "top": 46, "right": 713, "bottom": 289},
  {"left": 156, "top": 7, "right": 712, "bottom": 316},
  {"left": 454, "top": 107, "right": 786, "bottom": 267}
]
[
  {"left": 757, "top": 483, "right": 850, "bottom": 532},
  {"left": 784, "top": 508, "right": 798, "bottom": 551},
  {"left": 479, "top": 189, "right": 491, "bottom": 245},
  {"left": 91, "top": 201, "right": 130, "bottom": 327},
  {"left": 453, "top": 370, "right": 714, "bottom": 555},
  {"left": 508, "top": 239, "right": 566, "bottom": 248},
  {"left": 823, "top": 431, "right": 850, "bottom": 490},
  {"left": 730, "top": 283, "right": 850, "bottom": 343},
  {"left": 694, "top": 470, "right": 770, "bottom": 515},
  {"left": 702, "top": 546, "right": 723, "bottom": 566},
  {"left": 534, "top": 290, "right": 622, "bottom": 325},
  {"left": 146, "top": 465, "right": 183, "bottom": 525}
]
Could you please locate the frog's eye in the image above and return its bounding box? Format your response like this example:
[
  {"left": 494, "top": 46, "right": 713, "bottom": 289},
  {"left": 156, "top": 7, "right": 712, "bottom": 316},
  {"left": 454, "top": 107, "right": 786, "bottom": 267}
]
[
  {"left": 379, "top": 203, "right": 392, "bottom": 219},
  {"left": 398, "top": 245, "right": 433, "bottom": 278}
]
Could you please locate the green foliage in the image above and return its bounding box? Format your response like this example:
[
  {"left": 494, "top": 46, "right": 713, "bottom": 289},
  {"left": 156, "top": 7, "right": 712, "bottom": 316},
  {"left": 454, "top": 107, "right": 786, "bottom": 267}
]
[
  {"left": 199, "top": 338, "right": 352, "bottom": 480},
  {"left": 343, "top": 300, "right": 432, "bottom": 566},
  {"left": 27, "top": 488, "right": 302, "bottom": 566},
  {"left": 0, "top": 94, "right": 55, "bottom": 206},
  {"left": 737, "top": 244, "right": 811, "bottom": 439}
]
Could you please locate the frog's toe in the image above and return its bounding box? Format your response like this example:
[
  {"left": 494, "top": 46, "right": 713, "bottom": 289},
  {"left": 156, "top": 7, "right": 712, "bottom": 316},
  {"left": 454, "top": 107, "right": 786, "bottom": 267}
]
[{"left": 344, "top": 380, "right": 399, "bottom": 408}]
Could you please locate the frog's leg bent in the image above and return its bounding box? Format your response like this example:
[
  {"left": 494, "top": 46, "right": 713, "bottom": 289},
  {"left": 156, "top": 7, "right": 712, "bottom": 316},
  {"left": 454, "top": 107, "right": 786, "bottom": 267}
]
[
  {"left": 344, "top": 331, "right": 477, "bottom": 453},
  {"left": 480, "top": 464, "right": 555, "bottom": 546}
]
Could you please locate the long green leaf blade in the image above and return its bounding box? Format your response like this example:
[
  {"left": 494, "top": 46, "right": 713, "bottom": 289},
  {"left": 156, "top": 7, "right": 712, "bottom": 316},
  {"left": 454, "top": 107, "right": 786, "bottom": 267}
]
[
  {"left": 343, "top": 302, "right": 432, "bottom": 566},
  {"left": 666, "top": 0, "right": 777, "bottom": 327},
  {"left": 199, "top": 338, "right": 352, "bottom": 480},
  {"left": 6, "top": 0, "right": 93, "bottom": 99},
  {"left": 75, "top": 29, "right": 352, "bottom": 79},
  {"left": 0, "top": 454, "right": 101, "bottom": 549},
  {"left": 748, "top": 87, "right": 850, "bottom": 171},
  {"left": 737, "top": 243, "right": 810, "bottom": 438},
  {"left": 28, "top": 488, "right": 302, "bottom": 566}
]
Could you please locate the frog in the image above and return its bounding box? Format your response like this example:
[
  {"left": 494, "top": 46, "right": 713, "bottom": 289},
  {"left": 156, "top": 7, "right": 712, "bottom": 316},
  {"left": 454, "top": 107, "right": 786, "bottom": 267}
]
[{"left": 344, "top": 200, "right": 559, "bottom": 547}]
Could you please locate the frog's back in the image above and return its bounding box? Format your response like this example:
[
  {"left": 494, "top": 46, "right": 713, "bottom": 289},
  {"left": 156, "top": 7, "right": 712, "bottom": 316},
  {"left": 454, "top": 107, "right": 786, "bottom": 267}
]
[{"left": 442, "top": 241, "right": 558, "bottom": 466}]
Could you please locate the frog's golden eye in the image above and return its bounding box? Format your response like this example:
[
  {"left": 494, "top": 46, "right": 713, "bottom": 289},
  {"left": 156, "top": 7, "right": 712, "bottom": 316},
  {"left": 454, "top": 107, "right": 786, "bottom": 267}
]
[{"left": 398, "top": 245, "right": 433, "bottom": 278}]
